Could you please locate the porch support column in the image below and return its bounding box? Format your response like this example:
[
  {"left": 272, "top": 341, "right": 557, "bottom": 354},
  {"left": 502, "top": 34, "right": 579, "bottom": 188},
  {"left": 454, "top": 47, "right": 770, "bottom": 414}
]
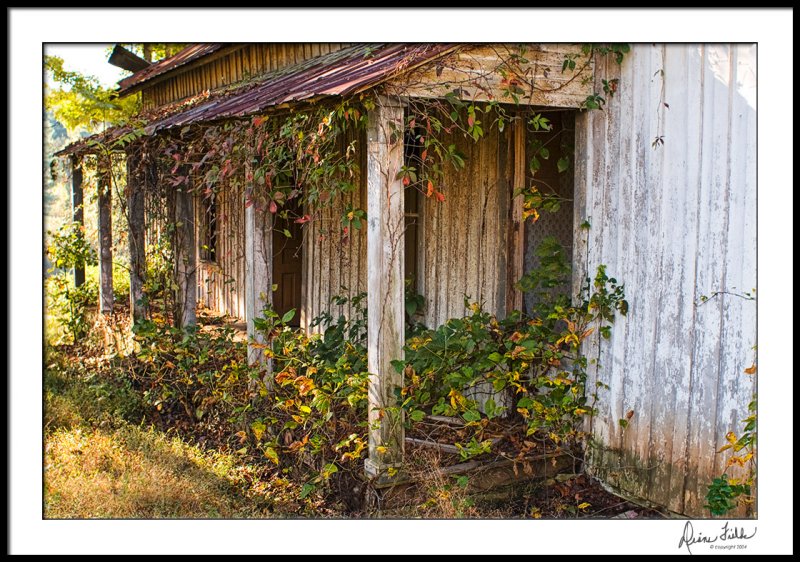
[
  {"left": 97, "top": 160, "right": 114, "bottom": 314},
  {"left": 127, "top": 151, "right": 146, "bottom": 323},
  {"left": 174, "top": 182, "right": 197, "bottom": 329},
  {"left": 364, "top": 96, "right": 406, "bottom": 482},
  {"left": 70, "top": 154, "right": 85, "bottom": 287},
  {"left": 245, "top": 186, "right": 273, "bottom": 369}
]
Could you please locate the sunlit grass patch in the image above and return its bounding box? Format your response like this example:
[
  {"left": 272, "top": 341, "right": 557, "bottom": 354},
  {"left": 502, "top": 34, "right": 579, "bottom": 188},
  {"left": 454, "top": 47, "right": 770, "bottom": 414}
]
[{"left": 44, "top": 424, "right": 284, "bottom": 518}]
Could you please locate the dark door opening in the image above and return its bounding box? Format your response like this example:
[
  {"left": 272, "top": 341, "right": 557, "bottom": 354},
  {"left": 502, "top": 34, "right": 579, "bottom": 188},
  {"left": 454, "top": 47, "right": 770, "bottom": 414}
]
[{"left": 272, "top": 200, "right": 303, "bottom": 327}]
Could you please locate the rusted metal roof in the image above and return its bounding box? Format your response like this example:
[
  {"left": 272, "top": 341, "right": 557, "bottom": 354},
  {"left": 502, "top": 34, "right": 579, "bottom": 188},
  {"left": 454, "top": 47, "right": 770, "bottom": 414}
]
[
  {"left": 57, "top": 43, "right": 457, "bottom": 157},
  {"left": 117, "top": 44, "right": 226, "bottom": 95},
  {"left": 143, "top": 43, "right": 456, "bottom": 133}
]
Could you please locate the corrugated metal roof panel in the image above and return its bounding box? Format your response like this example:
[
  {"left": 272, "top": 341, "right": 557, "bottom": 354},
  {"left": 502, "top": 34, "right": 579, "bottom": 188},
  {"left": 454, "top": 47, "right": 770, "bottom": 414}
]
[{"left": 117, "top": 44, "right": 226, "bottom": 94}]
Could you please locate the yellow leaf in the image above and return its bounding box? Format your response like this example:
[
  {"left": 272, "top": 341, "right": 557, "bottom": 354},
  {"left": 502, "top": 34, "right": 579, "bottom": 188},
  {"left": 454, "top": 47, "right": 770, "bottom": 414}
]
[
  {"left": 264, "top": 446, "right": 279, "bottom": 465},
  {"left": 577, "top": 502, "right": 591, "bottom": 510},
  {"left": 744, "top": 364, "right": 757, "bottom": 375},
  {"left": 376, "top": 446, "right": 388, "bottom": 455},
  {"left": 717, "top": 443, "right": 733, "bottom": 453},
  {"left": 726, "top": 431, "right": 738, "bottom": 445}
]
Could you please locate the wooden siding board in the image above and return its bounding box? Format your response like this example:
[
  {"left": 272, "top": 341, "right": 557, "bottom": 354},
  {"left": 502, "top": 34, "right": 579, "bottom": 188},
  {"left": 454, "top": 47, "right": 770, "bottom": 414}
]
[
  {"left": 577, "top": 45, "right": 756, "bottom": 517},
  {"left": 712, "top": 44, "right": 756, "bottom": 518}
]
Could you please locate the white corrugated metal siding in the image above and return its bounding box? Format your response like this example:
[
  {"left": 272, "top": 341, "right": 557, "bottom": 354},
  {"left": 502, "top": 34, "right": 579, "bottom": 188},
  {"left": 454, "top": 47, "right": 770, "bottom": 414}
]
[{"left": 574, "top": 44, "right": 756, "bottom": 517}]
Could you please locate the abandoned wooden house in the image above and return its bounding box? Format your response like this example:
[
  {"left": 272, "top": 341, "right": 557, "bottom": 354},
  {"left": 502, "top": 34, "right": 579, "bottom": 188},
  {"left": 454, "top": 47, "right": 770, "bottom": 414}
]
[{"left": 57, "top": 42, "right": 756, "bottom": 517}]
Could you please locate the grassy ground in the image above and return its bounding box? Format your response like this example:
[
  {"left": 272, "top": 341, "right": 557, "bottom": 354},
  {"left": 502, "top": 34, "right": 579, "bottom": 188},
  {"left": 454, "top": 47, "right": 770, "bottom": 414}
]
[
  {"left": 43, "top": 345, "right": 307, "bottom": 519},
  {"left": 43, "top": 332, "right": 662, "bottom": 520}
]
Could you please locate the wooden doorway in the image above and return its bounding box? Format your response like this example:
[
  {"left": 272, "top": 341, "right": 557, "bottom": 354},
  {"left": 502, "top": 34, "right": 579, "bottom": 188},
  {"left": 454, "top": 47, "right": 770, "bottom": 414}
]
[{"left": 272, "top": 201, "right": 303, "bottom": 327}]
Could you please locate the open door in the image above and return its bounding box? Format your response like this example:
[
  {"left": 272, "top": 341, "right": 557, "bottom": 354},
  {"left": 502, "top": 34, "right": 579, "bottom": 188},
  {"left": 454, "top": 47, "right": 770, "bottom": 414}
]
[{"left": 272, "top": 201, "right": 303, "bottom": 327}]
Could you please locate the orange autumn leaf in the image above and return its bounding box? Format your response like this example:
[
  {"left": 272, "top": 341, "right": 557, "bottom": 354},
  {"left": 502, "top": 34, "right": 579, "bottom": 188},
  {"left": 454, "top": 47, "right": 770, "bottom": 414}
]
[
  {"left": 435, "top": 191, "right": 446, "bottom": 203},
  {"left": 426, "top": 180, "right": 434, "bottom": 197},
  {"left": 744, "top": 364, "right": 757, "bottom": 375}
]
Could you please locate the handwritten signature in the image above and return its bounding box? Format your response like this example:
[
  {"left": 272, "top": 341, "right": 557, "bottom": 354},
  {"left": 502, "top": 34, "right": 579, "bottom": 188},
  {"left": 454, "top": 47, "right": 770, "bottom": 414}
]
[{"left": 678, "top": 521, "right": 757, "bottom": 554}]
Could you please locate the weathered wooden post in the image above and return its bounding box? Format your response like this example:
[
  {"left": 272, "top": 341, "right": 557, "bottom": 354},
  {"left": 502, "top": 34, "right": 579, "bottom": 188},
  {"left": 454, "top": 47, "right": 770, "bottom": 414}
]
[
  {"left": 70, "top": 154, "right": 85, "bottom": 287},
  {"left": 245, "top": 184, "right": 273, "bottom": 369},
  {"left": 127, "top": 150, "right": 146, "bottom": 323},
  {"left": 97, "top": 158, "right": 114, "bottom": 314},
  {"left": 364, "top": 96, "right": 406, "bottom": 482},
  {"left": 174, "top": 181, "right": 197, "bottom": 329}
]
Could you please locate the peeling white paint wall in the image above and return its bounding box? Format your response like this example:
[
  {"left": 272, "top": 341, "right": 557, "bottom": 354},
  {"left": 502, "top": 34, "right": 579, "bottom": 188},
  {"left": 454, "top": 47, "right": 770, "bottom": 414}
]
[{"left": 574, "top": 44, "right": 756, "bottom": 517}]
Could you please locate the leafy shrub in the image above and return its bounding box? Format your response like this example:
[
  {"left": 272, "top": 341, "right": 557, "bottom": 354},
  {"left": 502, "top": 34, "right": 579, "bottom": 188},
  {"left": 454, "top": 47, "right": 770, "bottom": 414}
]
[
  {"left": 45, "top": 222, "right": 98, "bottom": 344},
  {"left": 399, "top": 238, "right": 628, "bottom": 457}
]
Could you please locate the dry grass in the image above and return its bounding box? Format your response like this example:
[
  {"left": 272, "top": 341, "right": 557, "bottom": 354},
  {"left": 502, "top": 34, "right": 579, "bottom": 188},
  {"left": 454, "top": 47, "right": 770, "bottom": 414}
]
[
  {"left": 45, "top": 425, "right": 266, "bottom": 518},
  {"left": 43, "top": 346, "right": 308, "bottom": 519}
]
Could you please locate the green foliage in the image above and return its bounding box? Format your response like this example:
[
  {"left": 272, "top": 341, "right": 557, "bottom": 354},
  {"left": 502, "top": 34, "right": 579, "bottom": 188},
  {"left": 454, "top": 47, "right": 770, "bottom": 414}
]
[
  {"left": 45, "top": 222, "right": 98, "bottom": 344},
  {"left": 705, "top": 475, "right": 752, "bottom": 517},
  {"left": 44, "top": 55, "right": 140, "bottom": 133},
  {"left": 47, "top": 221, "right": 97, "bottom": 271},
  {"left": 45, "top": 275, "right": 97, "bottom": 345},
  {"left": 399, "top": 240, "right": 628, "bottom": 456},
  {"left": 252, "top": 293, "right": 370, "bottom": 501},
  {"left": 705, "top": 376, "right": 757, "bottom": 516}
]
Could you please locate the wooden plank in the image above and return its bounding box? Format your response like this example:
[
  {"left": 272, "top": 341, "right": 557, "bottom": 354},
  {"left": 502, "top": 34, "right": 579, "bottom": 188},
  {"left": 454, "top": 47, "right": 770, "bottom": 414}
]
[
  {"left": 97, "top": 162, "right": 114, "bottom": 314},
  {"left": 484, "top": 125, "right": 500, "bottom": 312},
  {"left": 463, "top": 132, "right": 477, "bottom": 310},
  {"left": 647, "top": 44, "right": 695, "bottom": 513},
  {"left": 387, "top": 44, "right": 593, "bottom": 109},
  {"left": 127, "top": 152, "right": 146, "bottom": 322},
  {"left": 174, "top": 179, "right": 196, "bottom": 328},
  {"left": 365, "top": 96, "right": 406, "bottom": 481},
  {"left": 506, "top": 117, "right": 525, "bottom": 314},
  {"left": 70, "top": 155, "right": 85, "bottom": 287},
  {"left": 495, "top": 125, "right": 511, "bottom": 317}
]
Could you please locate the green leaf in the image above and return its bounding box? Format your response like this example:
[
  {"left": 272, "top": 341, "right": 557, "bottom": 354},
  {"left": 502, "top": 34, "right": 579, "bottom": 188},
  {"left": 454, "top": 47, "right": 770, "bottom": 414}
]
[
  {"left": 462, "top": 409, "right": 481, "bottom": 423},
  {"left": 300, "top": 483, "right": 315, "bottom": 499},
  {"left": 281, "top": 309, "right": 296, "bottom": 324},
  {"left": 557, "top": 156, "right": 570, "bottom": 173},
  {"left": 282, "top": 229, "right": 292, "bottom": 239},
  {"left": 488, "top": 352, "right": 503, "bottom": 363},
  {"left": 409, "top": 410, "right": 425, "bottom": 422}
]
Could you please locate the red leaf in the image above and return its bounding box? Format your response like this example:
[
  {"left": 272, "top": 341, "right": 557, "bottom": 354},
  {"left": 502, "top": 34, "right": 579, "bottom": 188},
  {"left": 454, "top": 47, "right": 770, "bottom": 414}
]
[
  {"left": 245, "top": 198, "right": 253, "bottom": 208},
  {"left": 295, "top": 214, "right": 312, "bottom": 224},
  {"left": 402, "top": 175, "right": 410, "bottom": 186},
  {"left": 408, "top": 118, "right": 416, "bottom": 130},
  {"left": 269, "top": 200, "right": 278, "bottom": 214},
  {"left": 426, "top": 180, "right": 434, "bottom": 198},
  {"left": 435, "top": 191, "right": 446, "bottom": 203},
  {"left": 253, "top": 116, "right": 265, "bottom": 127},
  {"left": 421, "top": 149, "right": 428, "bottom": 161},
  {"left": 467, "top": 115, "right": 475, "bottom": 127}
]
